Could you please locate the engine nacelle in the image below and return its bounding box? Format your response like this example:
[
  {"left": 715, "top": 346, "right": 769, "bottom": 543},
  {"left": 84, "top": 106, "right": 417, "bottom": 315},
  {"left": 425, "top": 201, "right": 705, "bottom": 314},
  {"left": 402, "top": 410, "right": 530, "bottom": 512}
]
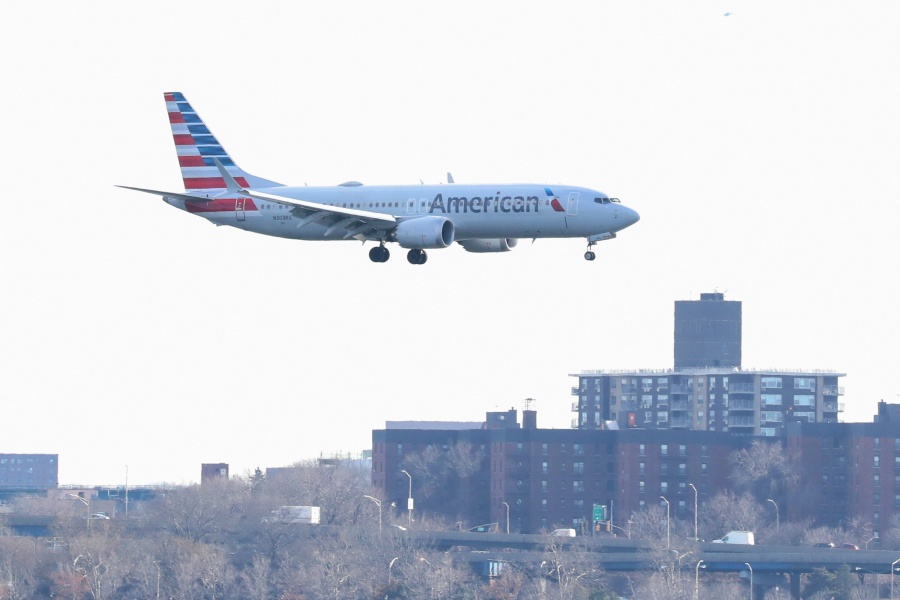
[
  {"left": 395, "top": 216, "right": 455, "bottom": 249},
  {"left": 457, "top": 238, "right": 519, "bottom": 253}
]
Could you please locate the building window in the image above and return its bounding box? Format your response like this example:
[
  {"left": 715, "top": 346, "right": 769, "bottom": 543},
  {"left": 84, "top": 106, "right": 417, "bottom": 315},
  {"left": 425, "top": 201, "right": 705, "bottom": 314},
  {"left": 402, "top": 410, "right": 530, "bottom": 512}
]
[
  {"left": 795, "top": 395, "right": 815, "bottom": 407},
  {"left": 639, "top": 462, "right": 645, "bottom": 475},
  {"left": 639, "top": 481, "right": 645, "bottom": 494},
  {"left": 679, "top": 445, "right": 687, "bottom": 457},
  {"left": 762, "top": 394, "right": 783, "bottom": 406},
  {"left": 574, "top": 462, "right": 584, "bottom": 474},
  {"left": 794, "top": 377, "right": 816, "bottom": 390},
  {"left": 761, "top": 377, "right": 783, "bottom": 390},
  {"left": 639, "top": 444, "right": 646, "bottom": 456},
  {"left": 573, "top": 481, "right": 584, "bottom": 493},
  {"left": 542, "top": 480, "right": 548, "bottom": 492},
  {"left": 542, "top": 461, "right": 549, "bottom": 474},
  {"left": 875, "top": 456, "right": 881, "bottom": 468},
  {"left": 661, "top": 482, "right": 668, "bottom": 494},
  {"left": 661, "top": 445, "right": 668, "bottom": 457},
  {"left": 574, "top": 444, "right": 584, "bottom": 455},
  {"left": 541, "top": 499, "right": 547, "bottom": 511},
  {"left": 679, "top": 463, "right": 687, "bottom": 476}
]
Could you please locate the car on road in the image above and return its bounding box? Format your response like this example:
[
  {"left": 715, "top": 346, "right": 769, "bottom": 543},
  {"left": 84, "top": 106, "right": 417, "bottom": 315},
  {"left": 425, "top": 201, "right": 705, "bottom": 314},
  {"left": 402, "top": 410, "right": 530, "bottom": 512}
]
[
  {"left": 840, "top": 543, "right": 860, "bottom": 550},
  {"left": 813, "top": 542, "right": 836, "bottom": 548}
]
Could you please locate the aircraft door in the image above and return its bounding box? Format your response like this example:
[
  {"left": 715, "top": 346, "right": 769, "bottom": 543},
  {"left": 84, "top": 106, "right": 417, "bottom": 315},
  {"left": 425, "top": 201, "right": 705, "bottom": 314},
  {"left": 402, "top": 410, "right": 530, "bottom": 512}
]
[
  {"left": 567, "top": 192, "right": 579, "bottom": 216},
  {"left": 235, "top": 197, "right": 246, "bottom": 221}
]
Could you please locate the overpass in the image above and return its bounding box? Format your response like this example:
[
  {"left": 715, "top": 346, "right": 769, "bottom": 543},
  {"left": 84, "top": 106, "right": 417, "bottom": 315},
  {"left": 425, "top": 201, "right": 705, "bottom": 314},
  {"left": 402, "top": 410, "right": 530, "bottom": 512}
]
[{"left": 400, "top": 530, "right": 900, "bottom": 599}]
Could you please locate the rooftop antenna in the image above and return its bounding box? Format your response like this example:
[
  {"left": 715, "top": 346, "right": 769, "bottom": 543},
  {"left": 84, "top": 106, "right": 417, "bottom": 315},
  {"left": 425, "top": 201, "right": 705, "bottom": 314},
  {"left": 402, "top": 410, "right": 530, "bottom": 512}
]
[{"left": 524, "top": 398, "right": 535, "bottom": 411}]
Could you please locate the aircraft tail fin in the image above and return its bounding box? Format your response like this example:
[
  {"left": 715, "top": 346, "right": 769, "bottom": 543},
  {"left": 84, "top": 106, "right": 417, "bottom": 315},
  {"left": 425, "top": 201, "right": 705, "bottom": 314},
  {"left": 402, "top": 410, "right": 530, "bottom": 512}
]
[{"left": 164, "top": 92, "right": 283, "bottom": 193}]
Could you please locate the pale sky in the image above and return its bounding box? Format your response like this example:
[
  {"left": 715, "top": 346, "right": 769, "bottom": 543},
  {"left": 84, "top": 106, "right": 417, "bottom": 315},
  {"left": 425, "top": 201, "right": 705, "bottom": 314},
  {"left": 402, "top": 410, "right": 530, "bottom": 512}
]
[{"left": 1, "top": 2, "right": 898, "bottom": 485}]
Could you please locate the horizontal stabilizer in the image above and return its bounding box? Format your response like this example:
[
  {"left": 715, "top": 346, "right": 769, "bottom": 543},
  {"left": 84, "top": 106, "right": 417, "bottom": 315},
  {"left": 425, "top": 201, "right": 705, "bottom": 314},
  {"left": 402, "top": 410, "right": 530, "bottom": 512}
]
[{"left": 116, "top": 185, "right": 219, "bottom": 203}]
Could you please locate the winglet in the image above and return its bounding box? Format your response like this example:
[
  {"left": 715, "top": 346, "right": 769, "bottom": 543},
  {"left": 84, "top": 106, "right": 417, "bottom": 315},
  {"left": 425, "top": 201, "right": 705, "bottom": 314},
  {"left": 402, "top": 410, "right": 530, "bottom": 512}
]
[{"left": 213, "top": 158, "right": 244, "bottom": 194}]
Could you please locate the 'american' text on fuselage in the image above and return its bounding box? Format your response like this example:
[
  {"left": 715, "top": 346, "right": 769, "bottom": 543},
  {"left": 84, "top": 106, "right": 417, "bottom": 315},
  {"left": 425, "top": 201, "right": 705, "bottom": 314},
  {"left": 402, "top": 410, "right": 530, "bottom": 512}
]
[{"left": 429, "top": 193, "right": 541, "bottom": 214}]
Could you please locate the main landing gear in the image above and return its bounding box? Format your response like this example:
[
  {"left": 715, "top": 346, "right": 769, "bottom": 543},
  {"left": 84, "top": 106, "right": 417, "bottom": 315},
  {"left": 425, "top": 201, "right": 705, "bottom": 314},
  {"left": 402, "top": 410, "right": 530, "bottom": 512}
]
[
  {"left": 407, "top": 249, "right": 428, "bottom": 265},
  {"left": 369, "top": 245, "right": 390, "bottom": 263}
]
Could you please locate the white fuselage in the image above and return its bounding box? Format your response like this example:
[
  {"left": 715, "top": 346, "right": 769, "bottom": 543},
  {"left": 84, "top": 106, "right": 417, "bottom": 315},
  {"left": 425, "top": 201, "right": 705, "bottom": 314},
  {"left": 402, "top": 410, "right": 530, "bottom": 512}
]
[{"left": 167, "top": 183, "right": 638, "bottom": 242}]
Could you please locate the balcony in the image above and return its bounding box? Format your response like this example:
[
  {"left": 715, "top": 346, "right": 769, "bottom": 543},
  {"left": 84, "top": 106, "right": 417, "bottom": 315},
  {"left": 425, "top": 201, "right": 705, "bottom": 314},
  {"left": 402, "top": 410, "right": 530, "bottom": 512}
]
[
  {"left": 729, "top": 399, "right": 756, "bottom": 411},
  {"left": 727, "top": 416, "right": 756, "bottom": 428},
  {"left": 571, "top": 402, "right": 580, "bottom": 412},
  {"left": 571, "top": 387, "right": 581, "bottom": 395},
  {"left": 823, "top": 402, "right": 838, "bottom": 413},
  {"left": 669, "top": 384, "right": 689, "bottom": 394},
  {"left": 621, "top": 384, "right": 637, "bottom": 394},
  {"left": 823, "top": 386, "right": 845, "bottom": 396},
  {"left": 619, "top": 401, "right": 638, "bottom": 411},
  {"left": 671, "top": 400, "right": 690, "bottom": 411},
  {"left": 671, "top": 417, "right": 692, "bottom": 428},
  {"left": 728, "top": 383, "right": 756, "bottom": 393}
]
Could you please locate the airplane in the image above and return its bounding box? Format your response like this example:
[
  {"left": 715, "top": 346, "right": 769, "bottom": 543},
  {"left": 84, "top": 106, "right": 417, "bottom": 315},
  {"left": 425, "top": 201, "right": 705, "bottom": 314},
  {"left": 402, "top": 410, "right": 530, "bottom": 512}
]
[{"left": 120, "top": 93, "right": 640, "bottom": 265}]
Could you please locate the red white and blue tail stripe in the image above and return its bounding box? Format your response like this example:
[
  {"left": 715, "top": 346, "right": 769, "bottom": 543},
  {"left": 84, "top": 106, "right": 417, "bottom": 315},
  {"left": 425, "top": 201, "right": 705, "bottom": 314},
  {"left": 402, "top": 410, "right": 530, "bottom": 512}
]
[{"left": 164, "top": 92, "right": 281, "bottom": 193}]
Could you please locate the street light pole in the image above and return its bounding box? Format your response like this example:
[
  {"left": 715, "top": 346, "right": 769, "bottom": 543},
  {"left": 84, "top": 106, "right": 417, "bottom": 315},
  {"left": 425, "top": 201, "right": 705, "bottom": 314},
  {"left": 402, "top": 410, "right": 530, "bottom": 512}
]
[
  {"left": 66, "top": 493, "right": 90, "bottom": 531},
  {"left": 891, "top": 557, "right": 900, "bottom": 599},
  {"left": 502, "top": 501, "right": 510, "bottom": 534},
  {"left": 694, "top": 560, "right": 705, "bottom": 600},
  {"left": 767, "top": 498, "right": 779, "bottom": 532},
  {"left": 401, "top": 469, "right": 412, "bottom": 528},
  {"left": 689, "top": 483, "right": 698, "bottom": 541},
  {"left": 744, "top": 563, "right": 753, "bottom": 600},
  {"left": 388, "top": 557, "right": 399, "bottom": 585},
  {"left": 660, "top": 496, "right": 670, "bottom": 550},
  {"left": 363, "top": 495, "right": 382, "bottom": 534}
]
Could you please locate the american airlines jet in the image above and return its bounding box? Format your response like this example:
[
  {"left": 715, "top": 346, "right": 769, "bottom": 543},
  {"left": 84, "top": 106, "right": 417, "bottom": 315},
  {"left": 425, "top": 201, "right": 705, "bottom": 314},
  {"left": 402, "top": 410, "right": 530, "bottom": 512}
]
[{"left": 121, "top": 93, "right": 640, "bottom": 265}]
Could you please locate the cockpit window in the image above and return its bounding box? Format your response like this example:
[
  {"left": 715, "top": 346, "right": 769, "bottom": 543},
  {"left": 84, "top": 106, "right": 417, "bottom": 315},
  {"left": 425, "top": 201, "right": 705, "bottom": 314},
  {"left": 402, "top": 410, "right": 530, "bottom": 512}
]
[
  {"left": 610, "top": 197, "right": 620, "bottom": 203},
  {"left": 594, "top": 197, "right": 611, "bottom": 204}
]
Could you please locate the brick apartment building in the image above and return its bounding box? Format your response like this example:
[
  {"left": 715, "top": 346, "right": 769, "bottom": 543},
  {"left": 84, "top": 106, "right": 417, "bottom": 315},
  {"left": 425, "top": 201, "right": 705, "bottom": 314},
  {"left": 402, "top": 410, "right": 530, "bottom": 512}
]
[
  {"left": 372, "top": 410, "right": 753, "bottom": 533},
  {"left": 786, "top": 401, "right": 900, "bottom": 536},
  {"left": 0, "top": 454, "right": 58, "bottom": 491}
]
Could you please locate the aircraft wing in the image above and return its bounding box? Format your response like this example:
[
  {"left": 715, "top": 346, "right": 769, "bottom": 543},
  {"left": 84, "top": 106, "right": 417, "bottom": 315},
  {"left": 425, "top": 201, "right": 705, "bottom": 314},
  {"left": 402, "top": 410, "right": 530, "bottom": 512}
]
[
  {"left": 241, "top": 188, "right": 396, "bottom": 225},
  {"left": 208, "top": 158, "right": 396, "bottom": 239}
]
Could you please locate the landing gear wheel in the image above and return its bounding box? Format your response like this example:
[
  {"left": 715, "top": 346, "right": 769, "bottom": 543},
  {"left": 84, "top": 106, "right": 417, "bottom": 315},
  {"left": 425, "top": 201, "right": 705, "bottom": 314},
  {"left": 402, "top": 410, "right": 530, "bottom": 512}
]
[
  {"left": 584, "top": 251, "right": 596, "bottom": 261},
  {"left": 369, "top": 246, "right": 390, "bottom": 263},
  {"left": 407, "top": 249, "right": 428, "bottom": 265}
]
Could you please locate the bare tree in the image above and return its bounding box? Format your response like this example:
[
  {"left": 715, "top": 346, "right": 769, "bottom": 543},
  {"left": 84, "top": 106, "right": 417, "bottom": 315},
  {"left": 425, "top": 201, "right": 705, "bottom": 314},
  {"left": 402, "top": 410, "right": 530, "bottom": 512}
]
[
  {"left": 729, "top": 440, "right": 796, "bottom": 505},
  {"left": 0, "top": 536, "right": 43, "bottom": 600},
  {"left": 700, "top": 491, "right": 765, "bottom": 540}
]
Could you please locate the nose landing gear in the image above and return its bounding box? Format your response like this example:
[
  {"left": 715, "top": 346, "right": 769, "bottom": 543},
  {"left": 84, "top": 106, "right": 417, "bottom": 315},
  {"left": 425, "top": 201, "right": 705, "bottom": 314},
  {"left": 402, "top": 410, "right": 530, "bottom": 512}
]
[{"left": 584, "top": 240, "right": 597, "bottom": 261}]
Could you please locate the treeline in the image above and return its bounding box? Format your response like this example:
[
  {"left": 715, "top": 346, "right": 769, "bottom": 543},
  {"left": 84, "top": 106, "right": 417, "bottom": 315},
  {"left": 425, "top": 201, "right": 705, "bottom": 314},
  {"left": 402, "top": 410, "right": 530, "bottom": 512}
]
[{"left": 2, "top": 451, "right": 898, "bottom": 599}]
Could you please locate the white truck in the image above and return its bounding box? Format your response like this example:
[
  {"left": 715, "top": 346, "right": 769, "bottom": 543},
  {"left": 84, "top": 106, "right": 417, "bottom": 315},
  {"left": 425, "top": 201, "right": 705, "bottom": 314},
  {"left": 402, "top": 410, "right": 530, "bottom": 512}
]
[
  {"left": 712, "top": 530, "right": 755, "bottom": 545},
  {"left": 271, "top": 506, "right": 321, "bottom": 525}
]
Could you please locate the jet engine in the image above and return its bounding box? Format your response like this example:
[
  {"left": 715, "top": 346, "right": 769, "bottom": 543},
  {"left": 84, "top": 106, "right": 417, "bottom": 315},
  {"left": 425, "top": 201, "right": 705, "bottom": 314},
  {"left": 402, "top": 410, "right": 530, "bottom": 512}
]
[
  {"left": 457, "top": 238, "right": 519, "bottom": 253},
  {"left": 395, "top": 216, "right": 455, "bottom": 249}
]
